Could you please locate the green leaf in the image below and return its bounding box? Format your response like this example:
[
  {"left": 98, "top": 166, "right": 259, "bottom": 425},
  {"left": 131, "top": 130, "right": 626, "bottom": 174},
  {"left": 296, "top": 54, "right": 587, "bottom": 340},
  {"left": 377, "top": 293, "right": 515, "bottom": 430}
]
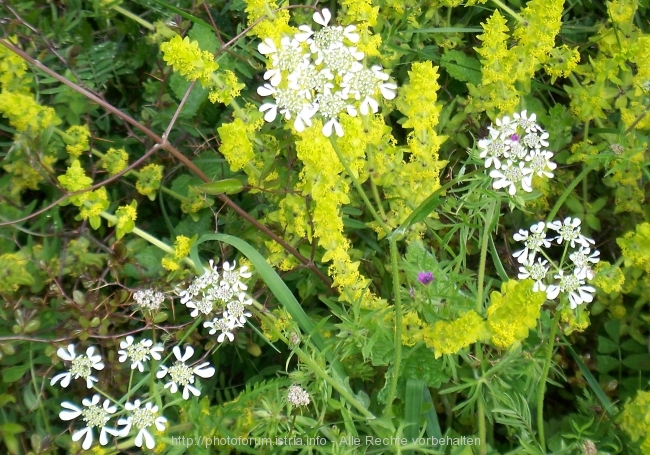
[
  {"left": 169, "top": 73, "right": 208, "bottom": 117},
  {"left": 404, "top": 379, "right": 424, "bottom": 454},
  {"left": 597, "top": 336, "right": 619, "bottom": 354},
  {"left": 620, "top": 339, "right": 646, "bottom": 353},
  {"left": 440, "top": 50, "right": 481, "bottom": 85},
  {"left": 596, "top": 354, "right": 619, "bottom": 374},
  {"left": 402, "top": 345, "right": 450, "bottom": 388},
  {"left": 123, "top": 245, "right": 165, "bottom": 278},
  {"left": 195, "top": 178, "right": 244, "bottom": 195},
  {"left": 622, "top": 354, "right": 650, "bottom": 371},
  {"left": 0, "top": 423, "right": 25, "bottom": 434},
  {"left": 421, "top": 386, "right": 442, "bottom": 442},
  {"left": 604, "top": 320, "right": 620, "bottom": 344},
  {"left": 2, "top": 365, "right": 30, "bottom": 383},
  {"left": 188, "top": 23, "right": 219, "bottom": 54}
]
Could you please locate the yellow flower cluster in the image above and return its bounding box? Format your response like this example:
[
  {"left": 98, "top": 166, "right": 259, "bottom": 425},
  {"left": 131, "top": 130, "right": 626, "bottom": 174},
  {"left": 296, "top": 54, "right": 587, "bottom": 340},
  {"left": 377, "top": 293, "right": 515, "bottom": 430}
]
[
  {"left": 58, "top": 160, "right": 93, "bottom": 201},
  {"left": 58, "top": 160, "right": 110, "bottom": 229},
  {"left": 401, "top": 312, "right": 424, "bottom": 346},
  {"left": 486, "top": 279, "right": 546, "bottom": 349},
  {"left": 592, "top": 261, "right": 625, "bottom": 294},
  {"left": 208, "top": 70, "right": 245, "bottom": 105},
  {"left": 292, "top": 118, "right": 384, "bottom": 309},
  {"left": 136, "top": 163, "right": 164, "bottom": 200},
  {"left": 160, "top": 35, "right": 219, "bottom": 88},
  {"left": 217, "top": 117, "right": 262, "bottom": 177},
  {"left": 65, "top": 125, "right": 90, "bottom": 158},
  {"left": 0, "top": 37, "right": 30, "bottom": 92},
  {"left": 340, "top": 0, "right": 381, "bottom": 56},
  {"left": 391, "top": 61, "right": 446, "bottom": 240},
  {"left": 161, "top": 235, "right": 193, "bottom": 271},
  {"left": 243, "top": 0, "right": 294, "bottom": 43},
  {"left": 2, "top": 152, "right": 56, "bottom": 198},
  {"left": 617, "top": 223, "right": 650, "bottom": 274},
  {"left": 78, "top": 187, "right": 110, "bottom": 229},
  {"left": 423, "top": 310, "right": 487, "bottom": 359},
  {"left": 619, "top": 390, "right": 650, "bottom": 453},
  {"left": 100, "top": 147, "right": 129, "bottom": 175},
  {"left": 0, "top": 253, "right": 35, "bottom": 293},
  {"left": 471, "top": 0, "right": 574, "bottom": 116},
  {"left": 0, "top": 91, "right": 60, "bottom": 135},
  {"left": 112, "top": 200, "right": 137, "bottom": 240}
]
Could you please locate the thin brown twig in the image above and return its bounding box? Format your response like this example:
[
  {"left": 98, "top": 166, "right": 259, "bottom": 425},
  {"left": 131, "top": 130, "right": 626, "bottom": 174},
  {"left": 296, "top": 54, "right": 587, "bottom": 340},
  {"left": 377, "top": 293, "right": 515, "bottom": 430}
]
[{"left": 0, "top": 38, "right": 334, "bottom": 291}]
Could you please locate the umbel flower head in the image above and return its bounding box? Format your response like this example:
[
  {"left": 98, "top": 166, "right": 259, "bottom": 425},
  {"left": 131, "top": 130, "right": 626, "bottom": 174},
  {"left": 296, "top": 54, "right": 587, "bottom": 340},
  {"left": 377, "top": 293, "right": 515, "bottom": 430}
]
[
  {"left": 50, "top": 344, "right": 105, "bottom": 389},
  {"left": 478, "top": 111, "right": 557, "bottom": 196},
  {"left": 256, "top": 8, "right": 396, "bottom": 137},
  {"left": 59, "top": 395, "right": 119, "bottom": 450},
  {"left": 118, "top": 400, "right": 167, "bottom": 450},
  {"left": 156, "top": 345, "right": 215, "bottom": 399},
  {"left": 513, "top": 217, "right": 599, "bottom": 309},
  {"left": 177, "top": 259, "right": 254, "bottom": 343},
  {"left": 118, "top": 336, "right": 164, "bottom": 372},
  {"left": 287, "top": 384, "right": 310, "bottom": 407}
]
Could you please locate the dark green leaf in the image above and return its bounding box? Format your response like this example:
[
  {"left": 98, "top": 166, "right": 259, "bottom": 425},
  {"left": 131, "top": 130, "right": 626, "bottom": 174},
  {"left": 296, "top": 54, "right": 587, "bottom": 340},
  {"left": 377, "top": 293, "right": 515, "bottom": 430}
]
[{"left": 2, "top": 365, "right": 30, "bottom": 383}]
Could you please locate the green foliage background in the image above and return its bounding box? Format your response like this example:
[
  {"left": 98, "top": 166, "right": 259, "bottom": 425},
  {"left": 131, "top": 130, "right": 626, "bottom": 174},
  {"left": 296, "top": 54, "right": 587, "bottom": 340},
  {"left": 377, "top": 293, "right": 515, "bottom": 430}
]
[{"left": 0, "top": 0, "right": 649, "bottom": 454}]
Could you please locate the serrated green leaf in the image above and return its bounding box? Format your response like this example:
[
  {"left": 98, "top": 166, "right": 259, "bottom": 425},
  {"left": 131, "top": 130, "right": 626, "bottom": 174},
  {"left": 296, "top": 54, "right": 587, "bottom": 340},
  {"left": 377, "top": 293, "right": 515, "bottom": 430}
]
[
  {"left": 440, "top": 50, "right": 481, "bottom": 85},
  {"left": 597, "top": 335, "right": 619, "bottom": 354},
  {"left": 188, "top": 23, "right": 219, "bottom": 54},
  {"left": 169, "top": 73, "right": 208, "bottom": 117},
  {"left": 402, "top": 345, "right": 450, "bottom": 388}
]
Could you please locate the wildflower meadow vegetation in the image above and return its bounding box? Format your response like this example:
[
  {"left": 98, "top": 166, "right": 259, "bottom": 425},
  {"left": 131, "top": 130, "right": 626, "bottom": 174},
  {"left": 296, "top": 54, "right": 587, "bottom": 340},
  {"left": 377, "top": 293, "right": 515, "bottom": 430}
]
[{"left": 1, "top": 0, "right": 650, "bottom": 453}]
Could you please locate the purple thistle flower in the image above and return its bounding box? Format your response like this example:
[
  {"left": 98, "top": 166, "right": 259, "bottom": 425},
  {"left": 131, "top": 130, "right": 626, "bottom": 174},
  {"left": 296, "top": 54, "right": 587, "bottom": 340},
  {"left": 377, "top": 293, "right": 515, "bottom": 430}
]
[
  {"left": 417, "top": 271, "right": 434, "bottom": 285},
  {"left": 510, "top": 134, "right": 519, "bottom": 142}
]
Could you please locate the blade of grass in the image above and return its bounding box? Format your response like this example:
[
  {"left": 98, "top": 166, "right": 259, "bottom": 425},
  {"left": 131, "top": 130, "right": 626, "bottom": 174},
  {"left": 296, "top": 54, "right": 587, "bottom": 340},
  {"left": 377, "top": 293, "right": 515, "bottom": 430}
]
[
  {"left": 400, "top": 27, "right": 483, "bottom": 33},
  {"left": 404, "top": 379, "right": 425, "bottom": 454},
  {"left": 563, "top": 338, "right": 616, "bottom": 417}
]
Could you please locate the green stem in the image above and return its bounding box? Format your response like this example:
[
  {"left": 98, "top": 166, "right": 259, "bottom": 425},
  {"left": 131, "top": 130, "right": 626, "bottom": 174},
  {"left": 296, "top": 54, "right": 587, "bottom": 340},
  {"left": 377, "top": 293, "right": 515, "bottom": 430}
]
[
  {"left": 545, "top": 161, "right": 598, "bottom": 224},
  {"left": 384, "top": 237, "right": 403, "bottom": 416},
  {"left": 474, "top": 200, "right": 497, "bottom": 455},
  {"left": 537, "top": 310, "right": 562, "bottom": 452},
  {"left": 98, "top": 210, "right": 198, "bottom": 269},
  {"left": 112, "top": 5, "right": 156, "bottom": 31},
  {"left": 477, "top": 200, "right": 498, "bottom": 312}
]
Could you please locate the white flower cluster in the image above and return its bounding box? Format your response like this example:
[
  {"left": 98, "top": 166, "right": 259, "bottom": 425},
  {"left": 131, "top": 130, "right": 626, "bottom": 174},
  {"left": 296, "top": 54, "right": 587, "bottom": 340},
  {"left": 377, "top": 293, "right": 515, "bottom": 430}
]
[
  {"left": 53, "top": 340, "right": 215, "bottom": 450},
  {"left": 59, "top": 396, "right": 166, "bottom": 450},
  {"left": 287, "top": 384, "right": 310, "bottom": 407},
  {"left": 514, "top": 217, "right": 599, "bottom": 308},
  {"left": 133, "top": 289, "right": 166, "bottom": 312},
  {"left": 478, "top": 111, "right": 557, "bottom": 196},
  {"left": 257, "top": 8, "right": 396, "bottom": 137},
  {"left": 178, "top": 259, "right": 254, "bottom": 343}
]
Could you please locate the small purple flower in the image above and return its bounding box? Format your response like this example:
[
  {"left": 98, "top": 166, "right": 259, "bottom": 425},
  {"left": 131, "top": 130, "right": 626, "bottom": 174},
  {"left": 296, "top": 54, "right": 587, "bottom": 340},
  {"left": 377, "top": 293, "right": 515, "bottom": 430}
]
[
  {"left": 417, "top": 271, "right": 434, "bottom": 286},
  {"left": 510, "top": 134, "right": 519, "bottom": 142}
]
